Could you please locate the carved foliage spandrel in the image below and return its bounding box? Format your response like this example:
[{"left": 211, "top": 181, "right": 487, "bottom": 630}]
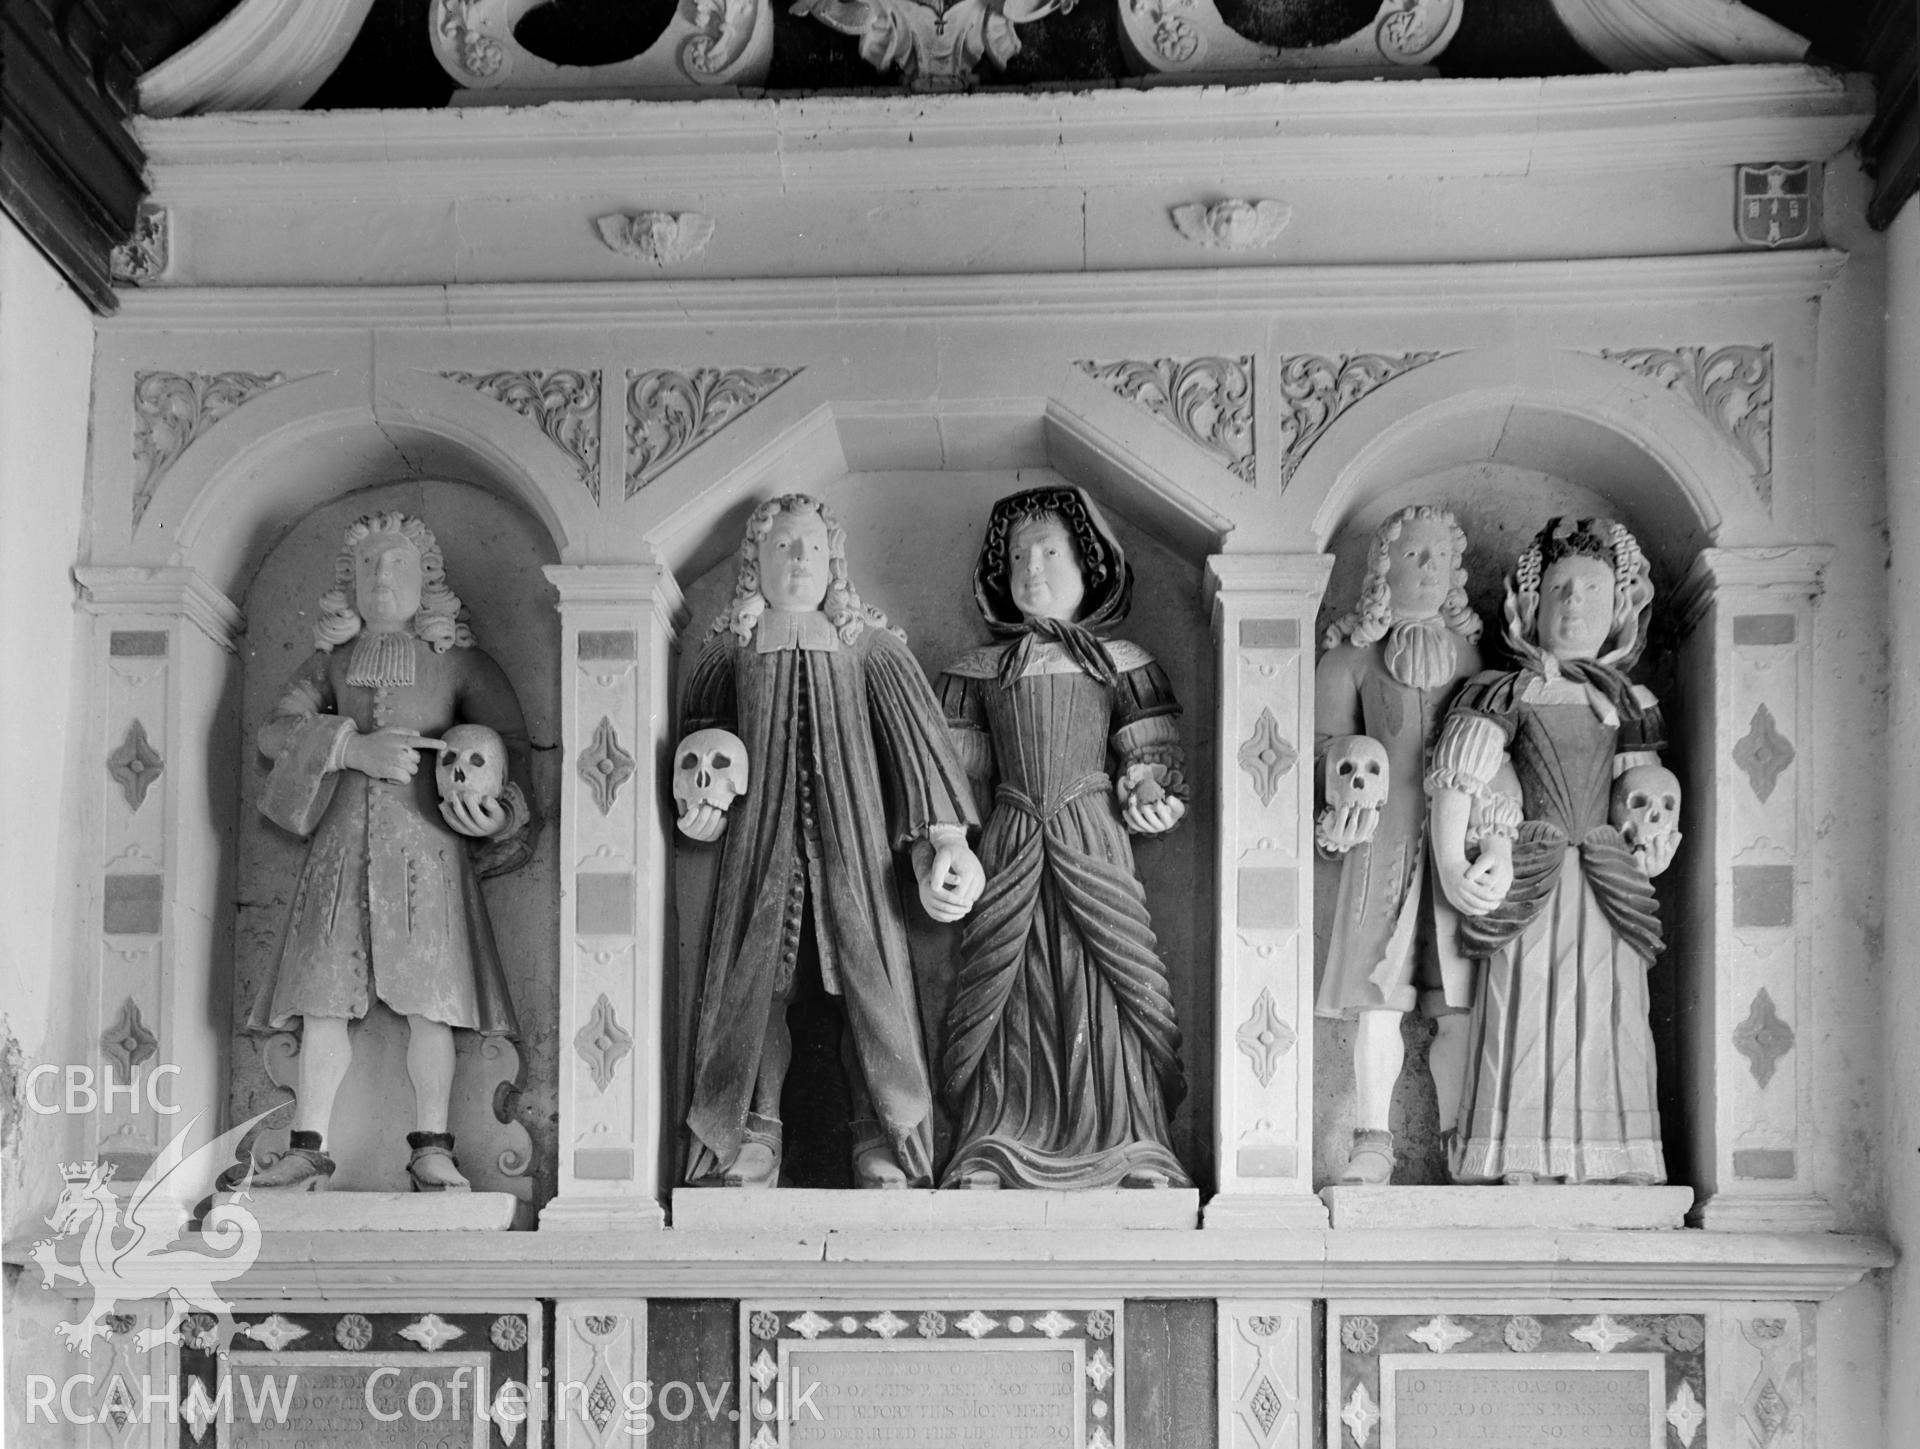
[
  {"left": 442, "top": 368, "right": 603, "bottom": 501},
  {"left": 1076, "top": 356, "right": 1255, "bottom": 483},
  {"left": 1599, "top": 343, "right": 1773, "bottom": 499},
  {"left": 623, "top": 366, "right": 800, "bottom": 497},
  {"left": 1273, "top": 352, "right": 1448, "bottom": 489},
  {"left": 131, "top": 370, "right": 300, "bottom": 527}
]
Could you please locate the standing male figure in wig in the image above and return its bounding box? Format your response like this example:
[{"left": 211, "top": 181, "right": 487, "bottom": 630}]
[
  {"left": 249, "top": 511, "right": 533, "bottom": 1192},
  {"left": 1314, "top": 505, "right": 1491, "bottom": 1185},
  {"left": 676, "top": 494, "right": 984, "bottom": 1189}
]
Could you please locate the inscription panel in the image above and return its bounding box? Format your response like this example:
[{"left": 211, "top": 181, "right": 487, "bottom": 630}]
[
  {"left": 221, "top": 1353, "right": 489, "bottom": 1449},
  {"left": 788, "top": 1343, "right": 1078, "bottom": 1447},
  {"left": 1381, "top": 1353, "right": 1663, "bottom": 1449},
  {"left": 743, "top": 1302, "right": 1120, "bottom": 1449}
]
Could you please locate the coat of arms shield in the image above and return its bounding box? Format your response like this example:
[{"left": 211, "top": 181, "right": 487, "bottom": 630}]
[{"left": 1736, "top": 163, "right": 1814, "bottom": 248}]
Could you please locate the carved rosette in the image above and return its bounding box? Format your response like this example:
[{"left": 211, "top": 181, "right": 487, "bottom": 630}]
[
  {"left": 574, "top": 992, "right": 633, "bottom": 1093},
  {"left": 1076, "top": 356, "right": 1255, "bottom": 483},
  {"left": 624, "top": 366, "right": 800, "bottom": 496},
  {"left": 1273, "top": 352, "right": 1447, "bottom": 489},
  {"left": 1733, "top": 987, "right": 1795, "bottom": 1088},
  {"left": 107, "top": 718, "right": 164, "bottom": 812},
  {"left": 131, "top": 370, "right": 298, "bottom": 526},
  {"left": 100, "top": 997, "right": 158, "bottom": 1078},
  {"left": 442, "top": 368, "right": 602, "bottom": 500},
  {"left": 577, "top": 716, "right": 636, "bottom": 814},
  {"left": 110, "top": 204, "right": 168, "bottom": 285},
  {"left": 1599, "top": 344, "right": 1773, "bottom": 499},
  {"left": 1732, "top": 701, "right": 1795, "bottom": 802}
]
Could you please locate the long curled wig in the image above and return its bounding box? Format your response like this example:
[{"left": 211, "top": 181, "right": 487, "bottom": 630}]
[
  {"left": 1502, "top": 515, "right": 1655, "bottom": 672},
  {"left": 313, "top": 512, "right": 472, "bottom": 654},
  {"left": 710, "top": 493, "right": 900, "bottom": 646},
  {"left": 1322, "top": 504, "right": 1481, "bottom": 650}
]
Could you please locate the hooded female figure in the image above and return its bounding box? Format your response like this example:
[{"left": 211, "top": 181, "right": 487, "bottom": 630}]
[
  {"left": 936, "top": 485, "right": 1191, "bottom": 1190},
  {"left": 1427, "top": 517, "right": 1680, "bottom": 1185}
]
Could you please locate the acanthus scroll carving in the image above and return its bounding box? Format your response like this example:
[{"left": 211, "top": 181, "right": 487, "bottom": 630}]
[
  {"left": 1273, "top": 352, "right": 1449, "bottom": 489},
  {"left": 624, "top": 366, "right": 800, "bottom": 497},
  {"left": 441, "top": 368, "right": 602, "bottom": 501},
  {"left": 1598, "top": 344, "right": 1773, "bottom": 500},
  {"left": 131, "top": 370, "right": 302, "bottom": 528},
  {"left": 1076, "top": 356, "right": 1255, "bottom": 483}
]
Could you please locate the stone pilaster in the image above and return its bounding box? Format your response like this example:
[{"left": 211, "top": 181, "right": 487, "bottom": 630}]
[
  {"left": 1671, "top": 546, "right": 1834, "bottom": 1232},
  {"left": 1218, "top": 1301, "right": 1314, "bottom": 1449},
  {"left": 539, "top": 564, "right": 684, "bottom": 1230},
  {"left": 553, "top": 1300, "right": 649, "bottom": 1448},
  {"left": 73, "top": 566, "right": 242, "bottom": 1179},
  {"left": 1202, "top": 554, "right": 1333, "bottom": 1228}
]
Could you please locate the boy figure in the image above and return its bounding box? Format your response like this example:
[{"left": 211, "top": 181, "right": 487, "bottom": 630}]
[
  {"left": 1314, "top": 506, "right": 1484, "bottom": 1185},
  {"left": 676, "top": 494, "right": 983, "bottom": 1188}
]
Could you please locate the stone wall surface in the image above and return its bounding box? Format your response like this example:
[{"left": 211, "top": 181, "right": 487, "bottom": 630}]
[{"left": 0, "top": 63, "right": 1906, "bottom": 1449}]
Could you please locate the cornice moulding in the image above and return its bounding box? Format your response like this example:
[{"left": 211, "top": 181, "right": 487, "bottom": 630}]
[
  {"left": 136, "top": 66, "right": 1871, "bottom": 205},
  {"left": 104, "top": 251, "right": 1849, "bottom": 334},
  {"left": 11, "top": 1229, "right": 1887, "bottom": 1304}
]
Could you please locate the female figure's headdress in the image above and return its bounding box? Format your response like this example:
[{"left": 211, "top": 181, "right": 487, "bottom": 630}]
[
  {"left": 1502, "top": 515, "right": 1654, "bottom": 675},
  {"left": 973, "top": 485, "right": 1132, "bottom": 686}
]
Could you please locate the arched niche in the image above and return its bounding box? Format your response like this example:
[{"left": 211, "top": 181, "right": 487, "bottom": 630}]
[
  {"left": 128, "top": 371, "right": 602, "bottom": 601},
  {"left": 665, "top": 468, "right": 1219, "bottom": 1191},
  {"left": 1299, "top": 381, "right": 1828, "bottom": 1229},
  {"left": 229, "top": 478, "right": 562, "bottom": 1207}
]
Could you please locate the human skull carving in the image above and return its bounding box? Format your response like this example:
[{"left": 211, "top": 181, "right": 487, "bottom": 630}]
[
  {"left": 1612, "top": 764, "right": 1681, "bottom": 849},
  {"left": 1326, "top": 735, "right": 1389, "bottom": 812},
  {"left": 673, "top": 728, "right": 749, "bottom": 815},
  {"left": 435, "top": 724, "right": 507, "bottom": 809}
]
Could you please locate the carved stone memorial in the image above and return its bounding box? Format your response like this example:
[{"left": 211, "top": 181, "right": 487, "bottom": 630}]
[
  {"left": 740, "top": 1302, "right": 1121, "bottom": 1448},
  {"left": 1328, "top": 1307, "right": 1708, "bottom": 1449}
]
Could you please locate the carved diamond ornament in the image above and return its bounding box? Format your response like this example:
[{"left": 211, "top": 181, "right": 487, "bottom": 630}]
[
  {"left": 1570, "top": 1314, "right": 1636, "bottom": 1354},
  {"left": 1237, "top": 707, "right": 1297, "bottom": 807},
  {"left": 1085, "top": 1347, "right": 1115, "bottom": 1391},
  {"left": 624, "top": 366, "right": 801, "bottom": 497},
  {"left": 1600, "top": 344, "right": 1773, "bottom": 498},
  {"left": 1732, "top": 702, "right": 1795, "bottom": 802},
  {"left": 788, "top": 1310, "right": 834, "bottom": 1340},
  {"left": 108, "top": 719, "right": 165, "bottom": 812},
  {"left": 442, "top": 369, "right": 602, "bottom": 501},
  {"left": 242, "top": 1316, "right": 308, "bottom": 1352},
  {"left": 1733, "top": 987, "right": 1795, "bottom": 1089},
  {"left": 750, "top": 1349, "right": 779, "bottom": 1392},
  {"left": 1245, "top": 1374, "right": 1286, "bottom": 1439},
  {"left": 1076, "top": 356, "right": 1255, "bottom": 483},
  {"left": 1667, "top": 1380, "right": 1707, "bottom": 1448},
  {"left": 1274, "top": 352, "right": 1447, "bottom": 489},
  {"left": 1033, "top": 1310, "right": 1074, "bottom": 1339},
  {"left": 181, "top": 1381, "right": 218, "bottom": 1442},
  {"left": 1408, "top": 1315, "right": 1472, "bottom": 1354},
  {"left": 578, "top": 716, "right": 636, "bottom": 815},
  {"left": 954, "top": 1310, "right": 1000, "bottom": 1338},
  {"left": 493, "top": 1381, "right": 529, "bottom": 1446},
  {"left": 1341, "top": 1382, "right": 1381, "bottom": 1448},
  {"left": 865, "top": 1311, "right": 909, "bottom": 1339},
  {"left": 398, "top": 1313, "right": 464, "bottom": 1352},
  {"left": 100, "top": 997, "right": 158, "bottom": 1077},
  {"left": 1236, "top": 989, "right": 1296, "bottom": 1088},
  {"left": 574, "top": 993, "right": 633, "bottom": 1093}
]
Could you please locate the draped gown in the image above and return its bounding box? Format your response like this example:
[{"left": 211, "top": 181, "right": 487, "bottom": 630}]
[
  {"left": 937, "top": 640, "right": 1190, "bottom": 1189},
  {"left": 1429, "top": 670, "right": 1667, "bottom": 1184}
]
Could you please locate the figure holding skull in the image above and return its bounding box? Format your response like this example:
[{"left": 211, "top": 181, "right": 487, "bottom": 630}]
[
  {"left": 247, "top": 511, "right": 532, "bottom": 1193},
  {"left": 674, "top": 494, "right": 983, "bottom": 1189},
  {"left": 1314, "top": 505, "right": 1488, "bottom": 1186}
]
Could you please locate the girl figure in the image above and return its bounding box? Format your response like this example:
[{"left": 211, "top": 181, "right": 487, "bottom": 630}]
[
  {"left": 937, "top": 485, "right": 1191, "bottom": 1190},
  {"left": 1426, "top": 516, "right": 1681, "bottom": 1185}
]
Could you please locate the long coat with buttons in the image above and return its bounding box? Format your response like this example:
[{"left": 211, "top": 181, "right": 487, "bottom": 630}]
[
  {"left": 680, "top": 616, "right": 979, "bottom": 1185},
  {"left": 247, "top": 636, "right": 527, "bottom": 1037}
]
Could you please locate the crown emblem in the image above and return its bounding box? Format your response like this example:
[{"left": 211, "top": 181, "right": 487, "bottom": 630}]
[{"left": 60, "top": 1161, "right": 109, "bottom": 1184}]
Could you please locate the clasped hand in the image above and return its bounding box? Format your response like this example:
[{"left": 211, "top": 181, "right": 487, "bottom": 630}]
[
  {"left": 916, "top": 836, "right": 985, "bottom": 923},
  {"left": 1439, "top": 840, "right": 1513, "bottom": 917}
]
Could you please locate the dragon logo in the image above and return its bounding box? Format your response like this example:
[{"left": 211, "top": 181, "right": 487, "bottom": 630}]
[{"left": 30, "top": 1110, "right": 274, "bottom": 1356}]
